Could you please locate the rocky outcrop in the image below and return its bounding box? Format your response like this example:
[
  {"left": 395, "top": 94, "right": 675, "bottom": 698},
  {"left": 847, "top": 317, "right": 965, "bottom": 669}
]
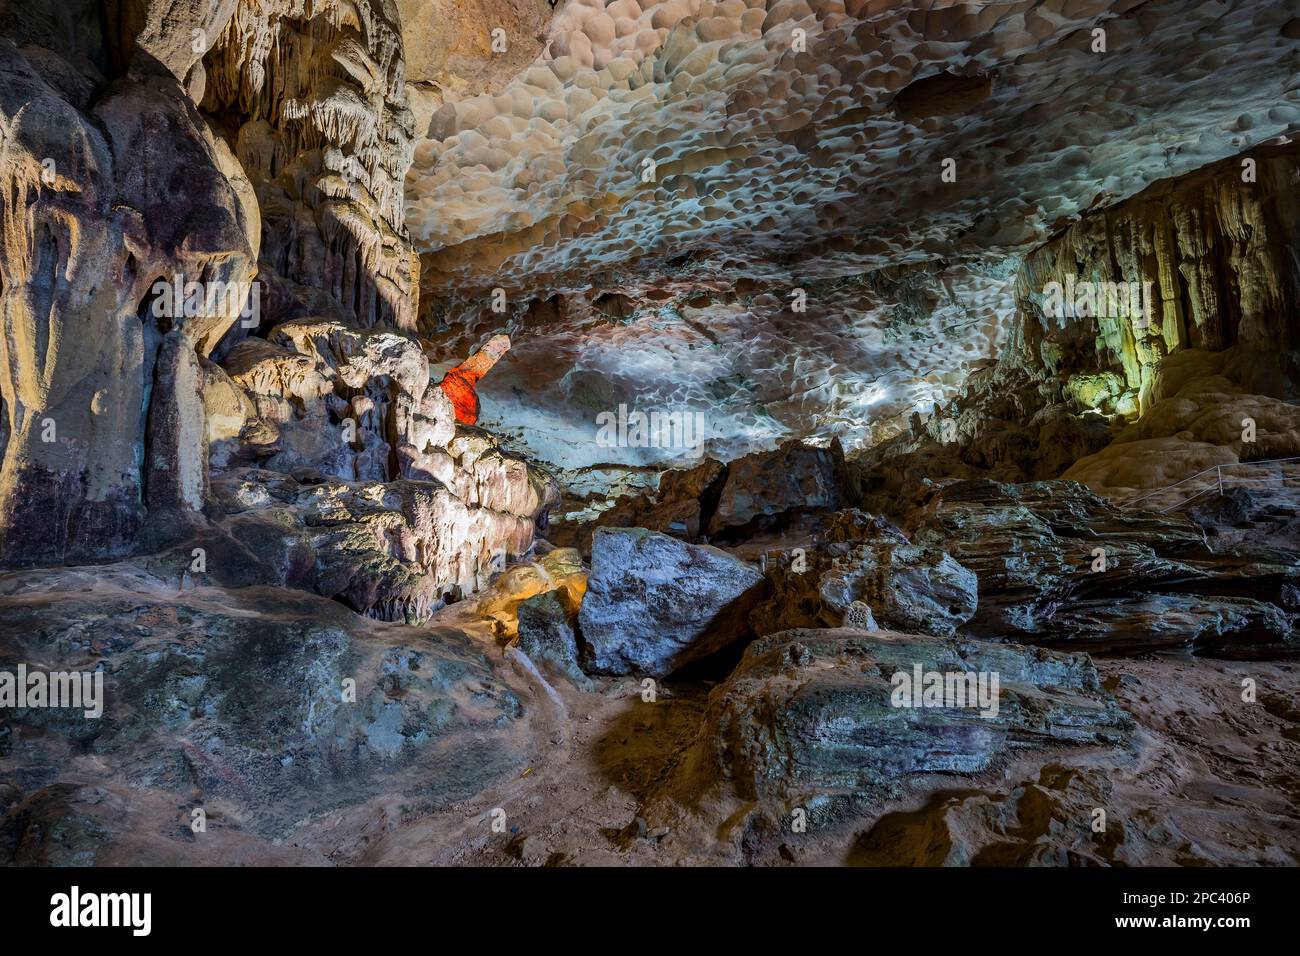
[
  {"left": 577, "top": 527, "right": 765, "bottom": 677},
  {"left": 850, "top": 359, "right": 1116, "bottom": 517},
  {"left": 689, "top": 628, "right": 1131, "bottom": 803},
  {"left": 847, "top": 653, "right": 1300, "bottom": 866},
  {"left": 907, "top": 478, "right": 1298, "bottom": 657},
  {"left": 197, "top": 319, "right": 557, "bottom": 617},
  {"left": 211, "top": 316, "right": 453, "bottom": 479},
  {"left": 0, "top": 563, "right": 528, "bottom": 863},
  {"left": 751, "top": 510, "right": 977, "bottom": 639},
  {"left": 178, "top": 463, "right": 545, "bottom": 623}
]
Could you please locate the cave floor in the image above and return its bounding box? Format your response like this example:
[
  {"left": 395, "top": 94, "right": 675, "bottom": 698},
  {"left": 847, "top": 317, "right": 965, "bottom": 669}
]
[
  {"left": 2, "top": 563, "right": 1298, "bottom": 867},
  {"left": 349, "top": 625, "right": 1300, "bottom": 867},
  {"left": 11, "top": 568, "right": 1299, "bottom": 867}
]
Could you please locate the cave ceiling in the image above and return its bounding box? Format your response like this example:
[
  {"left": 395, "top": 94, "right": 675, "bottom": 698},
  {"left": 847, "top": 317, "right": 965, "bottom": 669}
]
[{"left": 399, "top": 0, "right": 1300, "bottom": 471}]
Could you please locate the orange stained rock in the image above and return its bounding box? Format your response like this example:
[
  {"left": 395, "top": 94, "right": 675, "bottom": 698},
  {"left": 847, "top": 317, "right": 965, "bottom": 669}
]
[{"left": 439, "top": 334, "right": 511, "bottom": 425}]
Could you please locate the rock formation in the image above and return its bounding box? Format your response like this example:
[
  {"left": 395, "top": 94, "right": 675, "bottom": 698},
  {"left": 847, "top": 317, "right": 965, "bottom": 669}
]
[
  {"left": 438, "top": 332, "right": 511, "bottom": 424},
  {"left": 907, "top": 478, "right": 1298, "bottom": 656},
  {"left": 0, "top": 563, "right": 528, "bottom": 864},
  {"left": 0, "top": 0, "right": 553, "bottom": 607},
  {"left": 851, "top": 141, "right": 1300, "bottom": 511},
  {"left": 202, "top": 0, "right": 420, "bottom": 331},
  {"left": 0, "top": 31, "right": 259, "bottom": 562},
  {"left": 577, "top": 526, "right": 764, "bottom": 676},
  {"left": 688, "top": 628, "right": 1132, "bottom": 802},
  {"left": 750, "top": 509, "right": 979, "bottom": 638}
]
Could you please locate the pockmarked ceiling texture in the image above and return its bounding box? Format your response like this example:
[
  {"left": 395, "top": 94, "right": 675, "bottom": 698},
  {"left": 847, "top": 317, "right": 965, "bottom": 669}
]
[{"left": 403, "top": 0, "right": 1300, "bottom": 470}]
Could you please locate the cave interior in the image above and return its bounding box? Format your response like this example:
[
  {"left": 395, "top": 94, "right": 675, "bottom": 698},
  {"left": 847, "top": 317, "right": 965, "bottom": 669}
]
[{"left": 1, "top": 0, "right": 1300, "bottom": 868}]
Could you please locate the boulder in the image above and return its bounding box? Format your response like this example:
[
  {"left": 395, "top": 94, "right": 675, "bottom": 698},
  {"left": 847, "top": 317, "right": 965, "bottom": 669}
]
[
  {"left": 577, "top": 528, "right": 766, "bottom": 676},
  {"left": 820, "top": 543, "right": 977, "bottom": 636},
  {"left": 709, "top": 440, "right": 844, "bottom": 535},
  {"left": 693, "top": 628, "right": 1132, "bottom": 801},
  {"left": 516, "top": 591, "right": 588, "bottom": 687}
]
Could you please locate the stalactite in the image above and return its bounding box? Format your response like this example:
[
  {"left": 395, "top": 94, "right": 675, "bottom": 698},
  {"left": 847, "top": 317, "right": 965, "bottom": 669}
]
[
  {"left": 1017, "top": 142, "right": 1300, "bottom": 413},
  {"left": 202, "top": 0, "right": 416, "bottom": 331}
]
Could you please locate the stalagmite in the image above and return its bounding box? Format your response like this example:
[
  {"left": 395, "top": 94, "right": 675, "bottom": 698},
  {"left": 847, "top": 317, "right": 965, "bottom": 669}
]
[{"left": 438, "top": 333, "right": 512, "bottom": 425}]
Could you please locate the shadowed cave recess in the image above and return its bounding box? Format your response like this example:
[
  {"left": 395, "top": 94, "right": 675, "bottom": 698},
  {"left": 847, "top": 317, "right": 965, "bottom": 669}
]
[{"left": 3, "top": 0, "right": 1300, "bottom": 872}]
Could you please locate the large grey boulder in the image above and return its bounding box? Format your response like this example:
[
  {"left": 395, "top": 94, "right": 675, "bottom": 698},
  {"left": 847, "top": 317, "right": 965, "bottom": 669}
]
[{"left": 577, "top": 527, "right": 765, "bottom": 676}]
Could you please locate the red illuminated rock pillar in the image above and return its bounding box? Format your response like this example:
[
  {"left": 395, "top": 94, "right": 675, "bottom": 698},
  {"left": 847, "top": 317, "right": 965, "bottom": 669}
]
[{"left": 438, "top": 334, "right": 511, "bottom": 425}]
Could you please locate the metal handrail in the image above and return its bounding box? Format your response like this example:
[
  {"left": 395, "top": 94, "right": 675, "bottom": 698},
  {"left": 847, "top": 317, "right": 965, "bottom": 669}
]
[
  {"left": 1119, "top": 455, "right": 1300, "bottom": 513},
  {"left": 1126, "top": 454, "right": 1300, "bottom": 504}
]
